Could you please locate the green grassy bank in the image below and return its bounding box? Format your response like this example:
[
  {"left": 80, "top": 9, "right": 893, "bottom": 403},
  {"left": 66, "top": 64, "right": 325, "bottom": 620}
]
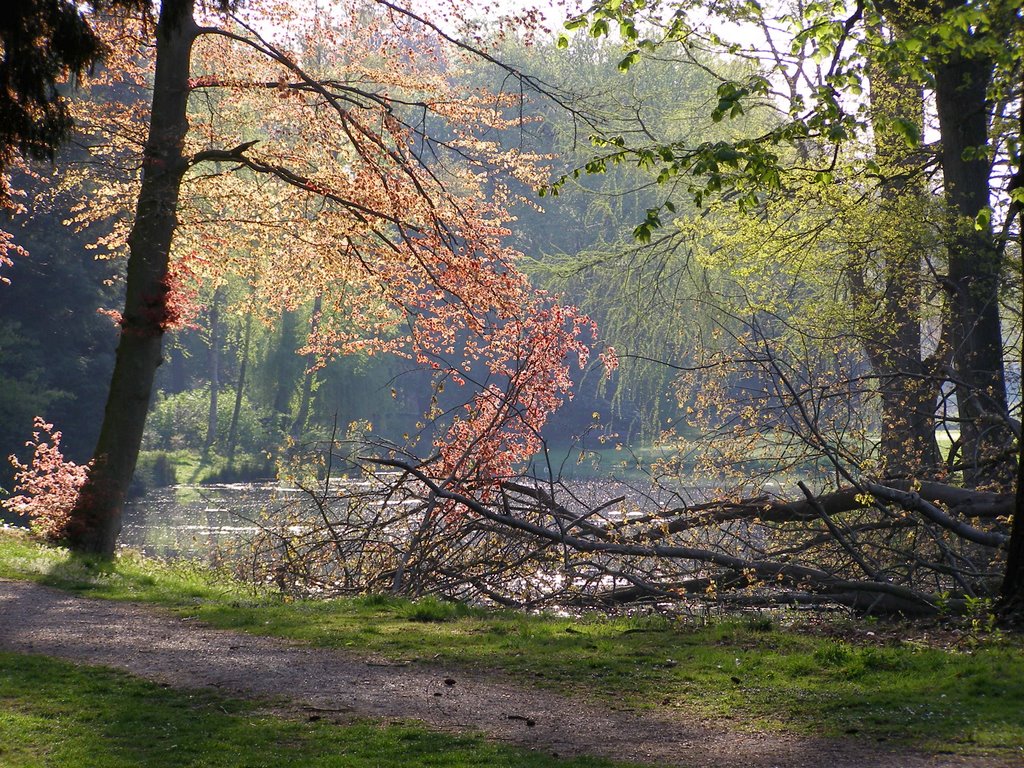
[{"left": 1, "top": 530, "right": 1021, "bottom": 757}]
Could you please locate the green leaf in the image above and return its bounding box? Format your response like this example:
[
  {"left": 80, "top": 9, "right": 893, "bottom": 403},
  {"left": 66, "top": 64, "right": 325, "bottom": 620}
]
[
  {"left": 556, "top": 34, "right": 570, "bottom": 49},
  {"left": 974, "top": 206, "right": 992, "bottom": 230},
  {"left": 712, "top": 143, "right": 741, "bottom": 163},
  {"left": 618, "top": 50, "right": 641, "bottom": 72},
  {"left": 889, "top": 117, "right": 921, "bottom": 148}
]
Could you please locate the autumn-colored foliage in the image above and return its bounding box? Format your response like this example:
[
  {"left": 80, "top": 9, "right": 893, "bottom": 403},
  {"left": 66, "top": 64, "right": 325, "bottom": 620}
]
[
  {"left": 0, "top": 177, "right": 29, "bottom": 286},
  {"left": 3, "top": 418, "right": 90, "bottom": 541},
  {"left": 53, "top": 1, "right": 605, "bottom": 496}
]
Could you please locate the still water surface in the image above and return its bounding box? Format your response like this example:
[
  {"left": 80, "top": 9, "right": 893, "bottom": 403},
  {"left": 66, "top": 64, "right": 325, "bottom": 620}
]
[
  {"left": 119, "top": 478, "right": 713, "bottom": 564},
  {"left": 120, "top": 483, "right": 297, "bottom": 561}
]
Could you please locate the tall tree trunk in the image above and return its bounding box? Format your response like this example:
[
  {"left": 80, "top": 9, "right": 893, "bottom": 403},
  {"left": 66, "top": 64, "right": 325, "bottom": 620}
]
[
  {"left": 65, "top": 0, "right": 197, "bottom": 556},
  {"left": 997, "top": 172, "right": 1024, "bottom": 627},
  {"left": 272, "top": 308, "right": 300, "bottom": 433},
  {"left": 204, "top": 285, "right": 224, "bottom": 452},
  {"left": 934, "top": 51, "right": 1011, "bottom": 487},
  {"left": 873, "top": 328, "right": 940, "bottom": 476},
  {"left": 168, "top": 344, "right": 188, "bottom": 393},
  {"left": 865, "top": 51, "right": 939, "bottom": 477},
  {"left": 226, "top": 312, "right": 252, "bottom": 468},
  {"left": 291, "top": 294, "right": 322, "bottom": 439},
  {"left": 998, "top": 413, "right": 1024, "bottom": 626}
]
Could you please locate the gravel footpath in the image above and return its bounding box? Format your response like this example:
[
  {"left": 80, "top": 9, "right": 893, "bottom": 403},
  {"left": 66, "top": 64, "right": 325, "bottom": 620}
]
[{"left": 0, "top": 579, "right": 1015, "bottom": 768}]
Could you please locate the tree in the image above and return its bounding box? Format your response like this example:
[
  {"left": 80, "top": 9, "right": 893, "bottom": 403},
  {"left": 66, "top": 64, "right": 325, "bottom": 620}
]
[
  {"left": 0, "top": 0, "right": 108, "bottom": 189},
  {"left": 859, "top": 34, "right": 939, "bottom": 477},
  {"left": 0, "top": 0, "right": 155, "bottom": 278},
  {"left": 203, "top": 285, "right": 225, "bottom": 452},
  {"left": 454, "top": 33, "right": 754, "bottom": 442},
  {"left": 63, "top": 0, "right": 198, "bottom": 554},
  {"left": 41, "top": 0, "right": 598, "bottom": 556},
  {"left": 560, "top": 0, "right": 1020, "bottom": 478},
  {"left": 536, "top": 0, "right": 1024, "bottom": 621},
  {"left": 917, "top": 2, "right": 1017, "bottom": 488},
  {"left": 224, "top": 312, "right": 253, "bottom": 467},
  {"left": 0, "top": 167, "right": 122, "bottom": 480}
]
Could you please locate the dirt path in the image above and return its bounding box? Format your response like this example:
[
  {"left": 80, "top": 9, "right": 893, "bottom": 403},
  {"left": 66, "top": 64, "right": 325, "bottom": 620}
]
[{"left": 0, "top": 580, "right": 1013, "bottom": 768}]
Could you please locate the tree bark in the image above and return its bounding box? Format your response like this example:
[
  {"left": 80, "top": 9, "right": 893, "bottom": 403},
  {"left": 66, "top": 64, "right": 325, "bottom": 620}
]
[
  {"left": 205, "top": 285, "right": 224, "bottom": 452},
  {"left": 997, "top": 179, "right": 1024, "bottom": 627},
  {"left": 933, "top": 50, "right": 1011, "bottom": 487},
  {"left": 65, "top": 0, "right": 197, "bottom": 556},
  {"left": 997, "top": 399, "right": 1024, "bottom": 626},
  {"left": 622, "top": 478, "right": 1012, "bottom": 541},
  {"left": 226, "top": 312, "right": 252, "bottom": 467},
  {"left": 864, "top": 49, "right": 939, "bottom": 477}
]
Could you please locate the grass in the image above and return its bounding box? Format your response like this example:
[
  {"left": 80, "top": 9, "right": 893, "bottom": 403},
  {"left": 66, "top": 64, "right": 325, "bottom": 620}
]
[
  {"left": 0, "top": 652, "right": 628, "bottom": 768},
  {"left": 134, "top": 448, "right": 275, "bottom": 490},
  {"left": 1, "top": 530, "right": 1022, "bottom": 757}
]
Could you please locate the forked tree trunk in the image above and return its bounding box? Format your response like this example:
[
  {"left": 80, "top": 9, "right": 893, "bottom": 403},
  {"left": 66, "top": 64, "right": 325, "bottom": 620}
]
[{"left": 65, "top": 0, "right": 197, "bottom": 556}]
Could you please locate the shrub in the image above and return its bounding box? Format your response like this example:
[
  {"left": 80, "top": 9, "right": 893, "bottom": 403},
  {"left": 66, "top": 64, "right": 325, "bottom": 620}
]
[
  {"left": 130, "top": 451, "right": 178, "bottom": 497},
  {"left": 144, "top": 390, "right": 267, "bottom": 454},
  {"left": 2, "top": 417, "right": 89, "bottom": 541},
  {"left": 199, "top": 455, "right": 275, "bottom": 484}
]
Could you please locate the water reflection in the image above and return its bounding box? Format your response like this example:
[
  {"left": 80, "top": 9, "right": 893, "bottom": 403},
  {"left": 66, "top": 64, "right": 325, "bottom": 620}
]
[
  {"left": 119, "top": 478, "right": 709, "bottom": 564},
  {"left": 120, "top": 483, "right": 298, "bottom": 561}
]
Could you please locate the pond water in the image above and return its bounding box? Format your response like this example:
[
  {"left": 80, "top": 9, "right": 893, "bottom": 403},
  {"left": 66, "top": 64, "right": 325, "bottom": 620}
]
[
  {"left": 119, "top": 477, "right": 716, "bottom": 564},
  {"left": 120, "top": 483, "right": 300, "bottom": 561},
  {"left": 119, "top": 476, "right": 766, "bottom": 609}
]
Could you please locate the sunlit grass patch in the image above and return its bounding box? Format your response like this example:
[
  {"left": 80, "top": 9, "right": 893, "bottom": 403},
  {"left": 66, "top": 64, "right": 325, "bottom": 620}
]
[{"left": 1, "top": 530, "right": 1021, "bottom": 756}]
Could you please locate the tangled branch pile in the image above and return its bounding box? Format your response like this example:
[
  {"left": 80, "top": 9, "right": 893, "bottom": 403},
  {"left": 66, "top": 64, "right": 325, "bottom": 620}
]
[{"left": 245, "top": 441, "right": 1013, "bottom": 617}]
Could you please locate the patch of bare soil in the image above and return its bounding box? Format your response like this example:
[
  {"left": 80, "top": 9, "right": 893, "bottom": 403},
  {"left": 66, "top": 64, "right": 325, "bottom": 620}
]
[{"left": 0, "top": 580, "right": 1014, "bottom": 768}]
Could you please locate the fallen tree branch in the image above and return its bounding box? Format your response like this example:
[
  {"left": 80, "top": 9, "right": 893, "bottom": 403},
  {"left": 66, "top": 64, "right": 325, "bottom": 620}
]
[
  {"left": 365, "top": 456, "right": 944, "bottom": 614},
  {"left": 627, "top": 480, "right": 1011, "bottom": 543},
  {"left": 865, "top": 482, "right": 1010, "bottom": 548}
]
